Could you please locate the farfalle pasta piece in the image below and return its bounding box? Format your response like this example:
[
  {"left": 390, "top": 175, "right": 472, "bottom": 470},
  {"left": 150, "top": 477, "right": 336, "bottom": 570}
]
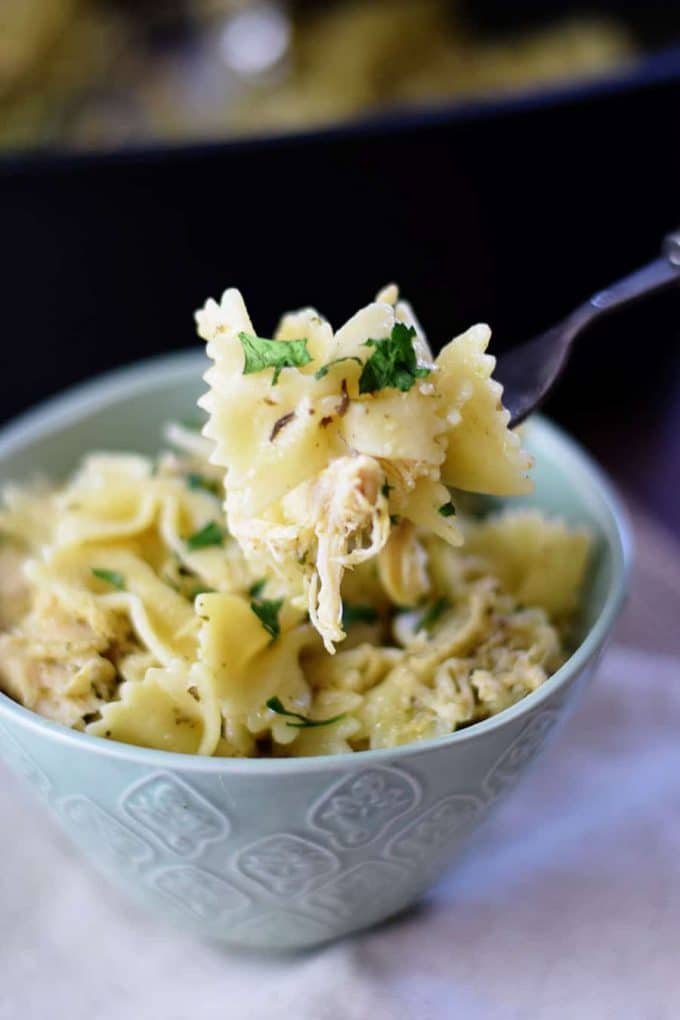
[
  {"left": 463, "top": 508, "right": 591, "bottom": 618},
  {"left": 54, "top": 454, "right": 157, "bottom": 545},
  {"left": 199, "top": 292, "right": 340, "bottom": 518},
  {"left": 156, "top": 486, "right": 251, "bottom": 594},
  {"left": 27, "top": 545, "right": 198, "bottom": 665},
  {"left": 437, "top": 324, "right": 533, "bottom": 496},
  {"left": 87, "top": 660, "right": 221, "bottom": 756},
  {"left": 195, "top": 591, "right": 316, "bottom": 753},
  {"left": 377, "top": 519, "right": 429, "bottom": 607},
  {"left": 42, "top": 448, "right": 250, "bottom": 599}
]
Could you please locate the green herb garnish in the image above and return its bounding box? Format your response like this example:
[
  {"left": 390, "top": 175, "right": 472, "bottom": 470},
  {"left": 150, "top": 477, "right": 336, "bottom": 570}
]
[
  {"left": 314, "top": 356, "right": 363, "bottom": 380},
  {"left": 342, "top": 603, "right": 379, "bottom": 627},
  {"left": 358, "top": 323, "right": 430, "bottom": 394},
  {"left": 390, "top": 514, "right": 401, "bottom": 526},
  {"left": 266, "top": 696, "right": 346, "bottom": 729},
  {"left": 186, "top": 473, "right": 221, "bottom": 497},
  {"left": 186, "top": 521, "right": 226, "bottom": 551},
  {"left": 251, "top": 598, "right": 284, "bottom": 641},
  {"left": 179, "top": 415, "right": 206, "bottom": 431},
  {"left": 190, "top": 586, "right": 216, "bottom": 599},
  {"left": 91, "top": 567, "right": 126, "bottom": 591},
  {"left": 438, "top": 501, "right": 456, "bottom": 518},
  {"left": 418, "top": 597, "right": 450, "bottom": 632},
  {"left": 238, "top": 331, "right": 312, "bottom": 385},
  {"left": 381, "top": 482, "right": 393, "bottom": 499},
  {"left": 248, "top": 578, "right": 267, "bottom": 598}
]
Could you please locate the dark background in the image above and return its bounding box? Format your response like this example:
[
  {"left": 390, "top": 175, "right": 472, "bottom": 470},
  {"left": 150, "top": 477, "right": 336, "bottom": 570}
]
[{"left": 1, "top": 51, "right": 679, "bottom": 535}]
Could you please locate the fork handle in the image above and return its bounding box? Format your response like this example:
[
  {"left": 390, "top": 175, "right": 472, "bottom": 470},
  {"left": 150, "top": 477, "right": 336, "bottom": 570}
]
[{"left": 586, "top": 229, "right": 680, "bottom": 315}]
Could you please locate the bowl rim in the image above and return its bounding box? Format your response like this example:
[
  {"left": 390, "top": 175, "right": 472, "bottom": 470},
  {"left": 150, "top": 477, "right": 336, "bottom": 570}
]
[{"left": 0, "top": 350, "right": 633, "bottom": 774}]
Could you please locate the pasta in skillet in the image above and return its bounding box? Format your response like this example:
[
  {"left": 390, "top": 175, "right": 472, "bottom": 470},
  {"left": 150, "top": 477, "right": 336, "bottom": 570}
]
[{"left": 0, "top": 286, "right": 590, "bottom": 757}]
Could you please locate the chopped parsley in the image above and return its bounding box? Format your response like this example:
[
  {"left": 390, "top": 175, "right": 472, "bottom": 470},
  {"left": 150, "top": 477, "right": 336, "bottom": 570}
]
[
  {"left": 251, "top": 597, "right": 284, "bottom": 641},
  {"left": 266, "top": 696, "right": 347, "bottom": 729},
  {"left": 438, "top": 501, "right": 456, "bottom": 518},
  {"left": 186, "top": 473, "right": 221, "bottom": 497},
  {"left": 186, "top": 520, "right": 226, "bottom": 551},
  {"left": 91, "top": 567, "right": 125, "bottom": 591},
  {"left": 358, "top": 323, "right": 431, "bottom": 394},
  {"left": 390, "top": 514, "right": 401, "bottom": 526},
  {"left": 179, "top": 415, "right": 206, "bottom": 431},
  {"left": 418, "top": 597, "right": 450, "bottom": 632},
  {"left": 238, "top": 331, "right": 312, "bottom": 385},
  {"left": 189, "top": 586, "right": 216, "bottom": 599},
  {"left": 381, "top": 482, "right": 393, "bottom": 499},
  {"left": 248, "top": 578, "right": 267, "bottom": 598},
  {"left": 314, "top": 356, "right": 363, "bottom": 380},
  {"left": 342, "top": 603, "right": 379, "bottom": 628}
]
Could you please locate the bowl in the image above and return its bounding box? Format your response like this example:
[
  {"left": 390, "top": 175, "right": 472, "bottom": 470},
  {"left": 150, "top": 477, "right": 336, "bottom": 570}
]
[{"left": 0, "top": 351, "right": 632, "bottom": 951}]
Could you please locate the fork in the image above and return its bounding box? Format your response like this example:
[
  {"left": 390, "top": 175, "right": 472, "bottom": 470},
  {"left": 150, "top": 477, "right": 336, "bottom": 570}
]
[{"left": 496, "top": 230, "right": 680, "bottom": 427}]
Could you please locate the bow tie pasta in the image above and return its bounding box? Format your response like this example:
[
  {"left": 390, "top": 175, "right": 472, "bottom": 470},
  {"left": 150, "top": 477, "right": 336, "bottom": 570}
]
[
  {"left": 0, "top": 284, "right": 591, "bottom": 758},
  {"left": 197, "top": 284, "right": 532, "bottom": 652}
]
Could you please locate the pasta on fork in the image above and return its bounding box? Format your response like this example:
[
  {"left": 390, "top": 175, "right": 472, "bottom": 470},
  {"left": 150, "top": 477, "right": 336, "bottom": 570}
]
[{"left": 198, "top": 284, "right": 532, "bottom": 652}]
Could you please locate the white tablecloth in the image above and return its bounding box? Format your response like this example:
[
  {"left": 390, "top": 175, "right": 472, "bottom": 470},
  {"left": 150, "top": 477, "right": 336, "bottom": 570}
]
[{"left": 1, "top": 503, "right": 679, "bottom": 1020}]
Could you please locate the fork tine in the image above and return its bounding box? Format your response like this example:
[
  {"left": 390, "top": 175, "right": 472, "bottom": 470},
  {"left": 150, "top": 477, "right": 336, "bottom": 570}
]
[{"left": 496, "top": 324, "right": 574, "bottom": 427}]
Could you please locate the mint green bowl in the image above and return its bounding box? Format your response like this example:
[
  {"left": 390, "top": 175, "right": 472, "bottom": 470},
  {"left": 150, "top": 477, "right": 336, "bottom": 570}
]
[{"left": 0, "top": 352, "right": 632, "bottom": 951}]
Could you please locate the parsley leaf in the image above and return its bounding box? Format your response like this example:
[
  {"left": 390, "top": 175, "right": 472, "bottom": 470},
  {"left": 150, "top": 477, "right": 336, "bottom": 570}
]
[
  {"left": 438, "top": 501, "right": 456, "bottom": 518},
  {"left": 186, "top": 473, "right": 221, "bottom": 497},
  {"left": 417, "top": 597, "right": 450, "bottom": 632},
  {"left": 179, "top": 415, "right": 206, "bottom": 431},
  {"left": 358, "top": 323, "right": 431, "bottom": 394},
  {"left": 342, "top": 603, "right": 379, "bottom": 627},
  {"left": 248, "top": 578, "right": 267, "bottom": 598},
  {"left": 186, "top": 521, "right": 226, "bottom": 551},
  {"left": 251, "top": 598, "right": 284, "bottom": 640},
  {"left": 189, "top": 586, "right": 216, "bottom": 599},
  {"left": 381, "top": 482, "right": 393, "bottom": 499},
  {"left": 91, "top": 567, "right": 125, "bottom": 591},
  {"left": 314, "top": 356, "right": 363, "bottom": 380},
  {"left": 238, "top": 331, "right": 312, "bottom": 385},
  {"left": 266, "top": 696, "right": 347, "bottom": 729}
]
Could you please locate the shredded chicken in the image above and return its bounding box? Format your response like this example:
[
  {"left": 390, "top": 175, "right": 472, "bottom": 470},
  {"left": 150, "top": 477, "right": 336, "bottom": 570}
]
[
  {"left": 0, "top": 590, "right": 125, "bottom": 727},
  {"left": 305, "top": 454, "right": 390, "bottom": 651},
  {"left": 0, "top": 544, "right": 31, "bottom": 629}
]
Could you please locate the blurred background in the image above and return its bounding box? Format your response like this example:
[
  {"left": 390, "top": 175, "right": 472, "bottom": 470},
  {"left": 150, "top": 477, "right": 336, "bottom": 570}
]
[
  {"left": 0, "top": 0, "right": 665, "bottom": 150},
  {"left": 1, "top": 0, "right": 679, "bottom": 533}
]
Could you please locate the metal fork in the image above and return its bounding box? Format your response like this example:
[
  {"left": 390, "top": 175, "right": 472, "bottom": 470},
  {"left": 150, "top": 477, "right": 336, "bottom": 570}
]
[{"left": 496, "top": 230, "right": 680, "bottom": 427}]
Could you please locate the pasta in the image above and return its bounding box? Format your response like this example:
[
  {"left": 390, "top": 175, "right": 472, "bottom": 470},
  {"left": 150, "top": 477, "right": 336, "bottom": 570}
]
[{"left": 0, "top": 286, "right": 590, "bottom": 757}]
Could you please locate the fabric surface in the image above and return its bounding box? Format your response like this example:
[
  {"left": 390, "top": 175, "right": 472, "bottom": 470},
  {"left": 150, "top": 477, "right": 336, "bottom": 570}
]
[{"left": 1, "top": 501, "right": 678, "bottom": 1020}]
